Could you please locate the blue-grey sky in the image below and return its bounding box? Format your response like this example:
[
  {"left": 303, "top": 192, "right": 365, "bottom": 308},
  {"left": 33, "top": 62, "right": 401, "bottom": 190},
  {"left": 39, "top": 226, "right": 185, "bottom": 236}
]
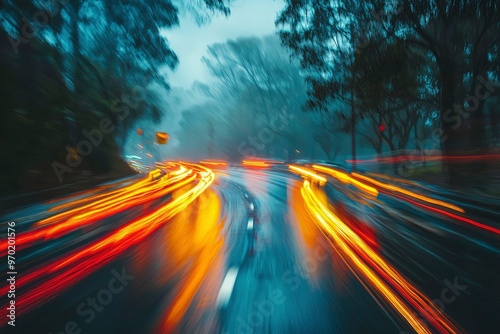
[{"left": 162, "top": 0, "right": 285, "bottom": 89}]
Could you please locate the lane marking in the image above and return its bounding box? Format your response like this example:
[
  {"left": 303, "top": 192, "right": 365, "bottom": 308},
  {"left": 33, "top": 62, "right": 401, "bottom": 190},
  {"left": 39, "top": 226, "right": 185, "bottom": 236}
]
[
  {"left": 249, "top": 202, "right": 254, "bottom": 211},
  {"left": 216, "top": 267, "right": 239, "bottom": 308},
  {"left": 247, "top": 217, "right": 254, "bottom": 230}
]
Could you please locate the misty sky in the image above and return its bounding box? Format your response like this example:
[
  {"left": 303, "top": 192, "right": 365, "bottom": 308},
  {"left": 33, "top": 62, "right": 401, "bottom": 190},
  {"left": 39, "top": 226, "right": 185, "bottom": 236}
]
[{"left": 162, "top": 0, "right": 285, "bottom": 89}]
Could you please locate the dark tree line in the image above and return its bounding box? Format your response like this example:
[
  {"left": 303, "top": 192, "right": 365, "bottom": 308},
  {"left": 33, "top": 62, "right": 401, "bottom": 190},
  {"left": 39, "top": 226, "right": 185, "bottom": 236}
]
[
  {"left": 276, "top": 0, "right": 500, "bottom": 183},
  {"left": 0, "top": 0, "right": 229, "bottom": 195}
]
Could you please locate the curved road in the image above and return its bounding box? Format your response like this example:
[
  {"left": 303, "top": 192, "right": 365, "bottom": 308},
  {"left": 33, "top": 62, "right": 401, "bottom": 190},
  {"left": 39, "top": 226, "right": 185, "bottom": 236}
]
[{"left": 1, "top": 162, "right": 499, "bottom": 333}]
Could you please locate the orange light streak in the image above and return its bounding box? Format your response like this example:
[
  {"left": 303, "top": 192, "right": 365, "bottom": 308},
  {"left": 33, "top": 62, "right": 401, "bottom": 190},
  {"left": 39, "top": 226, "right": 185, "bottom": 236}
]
[
  {"left": 39, "top": 169, "right": 164, "bottom": 224},
  {"left": 288, "top": 165, "right": 327, "bottom": 184},
  {"left": 300, "top": 180, "right": 459, "bottom": 334},
  {"left": 388, "top": 192, "right": 500, "bottom": 236},
  {"left": 160, "top": 189, "right": 223, "bottom": 332},
  {"left": 242, "top": 160, "right": 270, "bottom": 168},
  {"left": 352, "top": 173, "right": 464, "bottom": 213},
  {"left": 0, "top": 164, "right": 214, "bottom": 326},
  {"left": 312, "top": 165, "right": 378, "bottom": 197},
  {"left": 199, "top": 160, "right": 228, "bottom": 167},
  {"left": 45, "top": 178, "right": 132, "bottom": 207},
  {"left": 0, "top": 172, "right": 191, "bottom": 256}
]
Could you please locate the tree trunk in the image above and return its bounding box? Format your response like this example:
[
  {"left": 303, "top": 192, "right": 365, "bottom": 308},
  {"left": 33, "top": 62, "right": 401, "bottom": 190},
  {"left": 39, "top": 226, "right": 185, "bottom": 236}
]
[
  {"left": 468, "top": 29, "right": 490, "bottom": 184},
  {"left": 490, "top": 104, "right": 500, "bottom": 147},
  {"left": 440, "top": 62, "right": 463, "bottom": 185},
  {"left": 386, "top": 139, "right": 399, "bottom": 175}
]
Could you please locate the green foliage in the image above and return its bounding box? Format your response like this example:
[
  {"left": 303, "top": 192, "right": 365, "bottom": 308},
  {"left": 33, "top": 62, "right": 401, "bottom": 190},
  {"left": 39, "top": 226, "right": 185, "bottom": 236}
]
[
  {"left": 0, "top": 0, "right": 230, "bottom": 195},
  {"left": 277, "top": 0, "right": 500, "bottom": 176}
]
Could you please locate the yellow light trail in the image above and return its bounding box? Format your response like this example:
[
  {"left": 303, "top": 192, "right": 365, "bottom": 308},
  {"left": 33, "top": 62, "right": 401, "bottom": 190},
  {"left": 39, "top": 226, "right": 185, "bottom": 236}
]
[
  {"left": 13, "top": 167, "right": 192, "bottom": 250},
  {"left": 300, "top": 180, "right": 460, "bottom": 334},
  {"left": 288, "top": 165, "right": 327, "bottom": 184},
  {"left": 366, "top": 172, "right": 423, "bottom": 187},
  {"left": 47, "top": 178, "right": 147, "bottom": 213},
  {"left": 312, "top": 165, "right": 378, "bottom": 197},
  {"left": 45, "top": 178, "right": 132, "bottom": 208},
  {"left": 0, "top": 163, "right": 215, "bottom": 324},
  {"left": 46, "top": 173, "right": 196, "bottom": 238},
  {"left": 351, "top": 173, "right": 464, "bottom": 213},
  {"left": 242, "top": 160, "right": 270, "bottom": 168},
  {"left": 200, "top": 160, "right": 228, "bottom": 167},
  {"left": 160, "top": 188, "right": 223, "bottom": 332},
  {"left": 52, "top": 163, "right": 215, "bottom": 272},
  {"left": 39, "top": 169, "right": 166, "bottom": 225}
]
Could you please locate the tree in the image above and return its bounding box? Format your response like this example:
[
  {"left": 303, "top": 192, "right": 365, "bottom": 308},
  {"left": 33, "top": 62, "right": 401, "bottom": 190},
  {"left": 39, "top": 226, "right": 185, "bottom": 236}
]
[
  {"left": 353, "top": 39, "right": 426, "bottom": 154},
  {"left": 384, "top": 1, "right": 500, "bottom": 181},
  {"left": 173, "top": 0, "right": 231, "bottom": 25},
  {"left": 201, "top": 35, "right": 314, "bottom": 160},
  {"left": 277, "top": 0, "right": 500, "bottom": 183},
  {"left": 276, "top": 0, "right": 369, "bottom": 169},
  {"left": 0, "top": 0, "right": 231, "bottom": 194}
]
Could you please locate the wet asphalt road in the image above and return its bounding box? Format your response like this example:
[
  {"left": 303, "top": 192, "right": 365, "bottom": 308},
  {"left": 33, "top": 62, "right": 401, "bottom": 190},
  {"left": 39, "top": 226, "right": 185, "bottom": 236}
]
[{"left": 1, "top": 164, "right": 499, "bottom": 333}]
